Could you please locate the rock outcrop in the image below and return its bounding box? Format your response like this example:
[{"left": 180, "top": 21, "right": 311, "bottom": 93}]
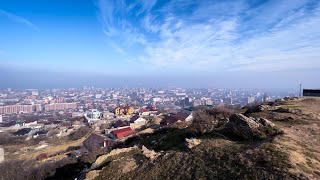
[
  {"left": 185, "top": 138, "right": 201, "bottom": 149},
  {"left": 142, "top": 146, "right": 160, "bottom": 161},
  {"left": 225, "top": 114, "right": 280, "bottom": 140},
  {"left": 85, "top": 170, "right": 101, "bottom": 180},
  {"left": 274, "top": 107, "right": 303, "bottom": 115},
  {"left": 245, "top": 105, "right": 279, "bottom": 114},
  {"left": 91, "top": 145, "right": 139, "bottom": 169},
  {"left": 226, "top": 114, "right": 263, "bottom": 139},
  {"left": 114, "top": 157, "right": 138, "bottom": 173},
  {"left": 256, "top": 117, "right": 275, "bottom": 128}
]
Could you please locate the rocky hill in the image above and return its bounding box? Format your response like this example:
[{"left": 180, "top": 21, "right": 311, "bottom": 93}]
[{"left": 82, "top": 97, "right": 320, "bottom": 180}]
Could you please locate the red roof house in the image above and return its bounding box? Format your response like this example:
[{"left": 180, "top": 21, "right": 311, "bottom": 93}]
[{"left": 110, "top": 127, "right": 135, "bottom": 139}]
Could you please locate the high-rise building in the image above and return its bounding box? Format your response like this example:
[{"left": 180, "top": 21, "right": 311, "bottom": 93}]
[
  {"left": 44, "top": 103, "right": 77, "bottom": 111},
  {"left": 204, "top": 98, "right": 213, "bottom": 105},
  {"left": 193, "top": 99, "right": 206, "bottom": 106},
  {"left": 263, "top": 93, "right": 270, "bottom": 102},
  {"left": 247, "top": 96, "right": 255, "bottom": 104},
  {"left": 0, "top": 105, "right": 35, "bottom": 114},
  {"left": 223, "top": 97, "right": 233, "bottom": 105},
  {"left": 35, "top": 104, "right": 42, "bottom": 112}
]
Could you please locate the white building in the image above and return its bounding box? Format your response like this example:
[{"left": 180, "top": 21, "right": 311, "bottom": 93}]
[
  {"left": 185, "top": 113, "right": 194, "bottom": 122},
  {"left": 247, "top": 96, "right": 255, "bottom": 104},
  {"left": 23, "top": 121, "right": 37, "bottom": 127},
  {"left": 32, "top": 91, "right": 39, "bottom": 96},
  {"left": 153, "top": 97, "right": 162, "bottom": 102},
  {"left": 130, "top": 116, "right": 147, "bottom": 129},
  {"left": 85, "top": 109, "right": 102, "bottom": 123}
]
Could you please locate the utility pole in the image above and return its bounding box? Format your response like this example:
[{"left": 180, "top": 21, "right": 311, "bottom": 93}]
[{"left": 299, "top": 83, "right": 302, "bottom": 97}]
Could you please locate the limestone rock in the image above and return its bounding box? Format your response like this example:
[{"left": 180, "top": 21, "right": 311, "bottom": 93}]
[
  {"left": 274, "top": 108, "right": 303, "bottom": 115},
  {"left": 114, "top": 157, "right": 138, "bottom": 173},
  {"left": 91, "top": 145, "right": 138, "bottom": 169},
  {"left": 246, "top": 105, "right": 279, "bottom": 113},
  {"left": 85, "top": 170, "right": 101, "bottom": 180},
  {"left": 226, "top": 114, "right": 264, "bottom": 139},
  {"left": 225, "top": 114, "right": 282, "bottom": 139},
  {"left": 142, "top": 145, "right": 159, "bottom": 161},
  {"left": 185, "top": 138, "right": 201, "bottom": 149},
  {"left": 256, "top": 118, "right": 275, "bottom": 127}
]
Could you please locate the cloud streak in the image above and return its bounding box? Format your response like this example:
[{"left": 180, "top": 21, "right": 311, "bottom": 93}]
[
  {"left": 0, "top": 9, "right": 38, "bottom": 30},
  {"left": 96, "top": 0, "right": 320, "bottom": 72}
]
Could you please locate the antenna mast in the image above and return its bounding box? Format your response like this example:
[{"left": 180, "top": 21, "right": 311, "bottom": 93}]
[{"left": 299, "top": 83, "right": 302, "bottom": 97}]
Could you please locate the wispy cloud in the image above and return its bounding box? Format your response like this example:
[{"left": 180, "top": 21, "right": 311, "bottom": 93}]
[
  {"left": 96, "top": 0, "right": 320, "bottom": 72},
  {"left": 0, "top": 9, "right": 38, "bottom": 30}
]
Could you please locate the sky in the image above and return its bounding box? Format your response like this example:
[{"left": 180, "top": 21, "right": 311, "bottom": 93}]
[{"left": 0, "top": 0, "right": 319, "bottom": 89}]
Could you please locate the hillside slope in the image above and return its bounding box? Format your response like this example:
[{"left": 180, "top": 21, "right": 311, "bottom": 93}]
[{"left": 87, "top": 97, "right": 320, "bottom": 180}]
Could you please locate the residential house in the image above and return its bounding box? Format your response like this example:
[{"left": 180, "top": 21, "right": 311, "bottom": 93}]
[
  {"left": 140, "top": 109, "right": 158, "bottom": 116},
  {"left": 130, "top": 115, "right": 147, "bottom": 129},
  {"left": 83, "top": 133, "right": 113, "bottom": 152},
  {"left": 160, "top": 115, "right": 179, "bottom": 125},
  {"left": 174, "top": 112, "right": 191, "bottom": 122},
  {"left": 114, "top": 106, "right": 134, "bottom": 116},
  {"left": 113, "top": 120, "right": 129, "bottom": 128},
  {"left": 110, "top": 127, "right": 135, "bottom": 139}
]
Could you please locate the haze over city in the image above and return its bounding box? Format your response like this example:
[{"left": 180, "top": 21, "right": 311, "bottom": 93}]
[{"left": 0, "top": 0, "right": 319, "bottom": 89}]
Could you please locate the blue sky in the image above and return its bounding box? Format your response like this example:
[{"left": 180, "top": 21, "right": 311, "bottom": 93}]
[{"left": 0, "top": 0, "right": 320, "bottom": 89}]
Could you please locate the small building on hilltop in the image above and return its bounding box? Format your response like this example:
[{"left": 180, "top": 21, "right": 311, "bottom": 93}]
[
  {"left": 83, "top": 133, "right": 113, "bottom": 152},
  {"left": 303, "top": 89, "right": 320, "bottom": 97}
]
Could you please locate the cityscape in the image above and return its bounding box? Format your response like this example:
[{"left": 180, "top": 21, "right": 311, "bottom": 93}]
[
  {"left": 0, "top": 87, "right": 296, "bottom": 124},
  {"left": 1, "top": 0, "right": 320, "bottom": 179}
]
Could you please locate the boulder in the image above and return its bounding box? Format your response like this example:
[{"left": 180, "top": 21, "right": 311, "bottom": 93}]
[
  {"left": 185, "top": 138, "right": 202, "bottom": 149},
  {"left": 142, "top": 146, "right": 160, "bottom": 161},
  {"left": 245, "top": 105, "right": 279, "bottom": 113},
  {"left": 256, "top": 118, "right": 275, "bottom": 128},
  {"left": 115, "top": 157, "right": 138, "bottom": 173},
  {"left": 91, "top": 145, "right": 138, "bottom": 169},
  {"left": 226, "top": 114, "right": 265, "bottom": 139},
  {"left": 225, "top": 114, "right": 282, "bottom": 139},
  {"left": 85, "top": 170, "right": 101, "bottom": 180},
  {"left": 274, "top": 108, "right": 303, "bottom": 115}
]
